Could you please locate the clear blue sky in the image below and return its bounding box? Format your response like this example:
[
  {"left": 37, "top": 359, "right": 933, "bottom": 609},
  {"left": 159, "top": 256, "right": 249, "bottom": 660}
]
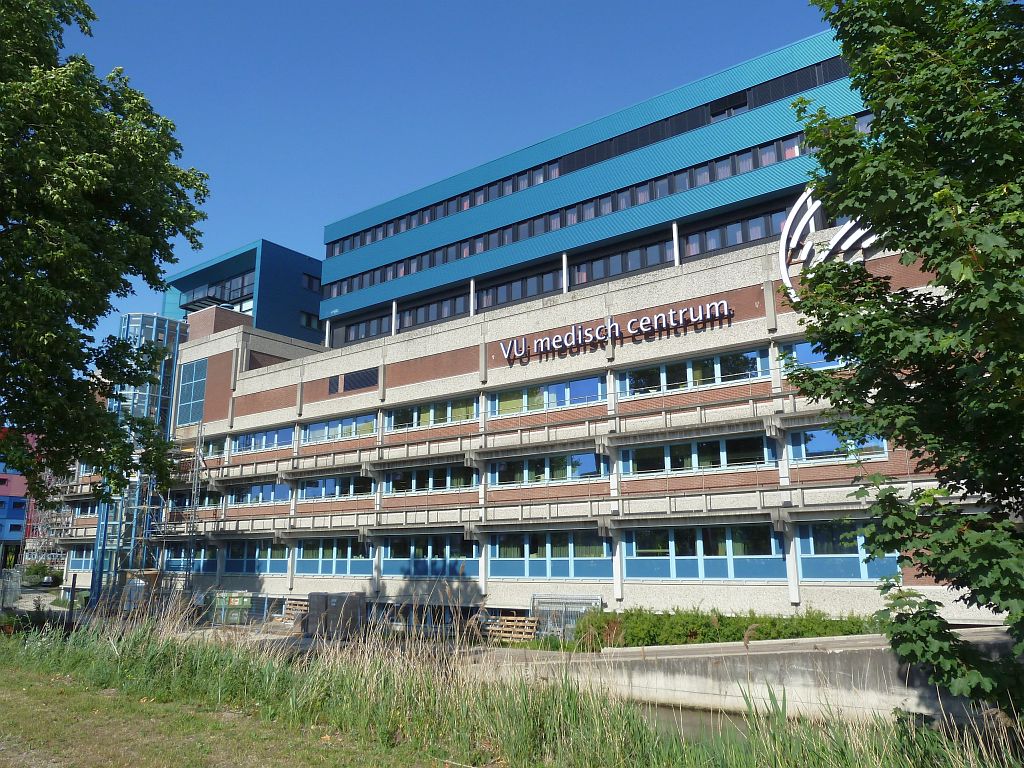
[{"left": 71, "top": 1, "right": 829, "bottom": 340}]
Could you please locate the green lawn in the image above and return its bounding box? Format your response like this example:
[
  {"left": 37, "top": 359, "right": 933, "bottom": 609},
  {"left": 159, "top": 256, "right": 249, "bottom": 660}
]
[{"left": 0, "top": 663, "right": 429, "bottom": 768}]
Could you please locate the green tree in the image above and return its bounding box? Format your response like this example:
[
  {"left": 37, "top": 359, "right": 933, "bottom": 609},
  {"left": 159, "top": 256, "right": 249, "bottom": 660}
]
[
  {"left": 0, "top": 0, "right": 208, "bottom": 502},
  {"left": 790, "top": 0, "right": 1024, "bottom": 707}
]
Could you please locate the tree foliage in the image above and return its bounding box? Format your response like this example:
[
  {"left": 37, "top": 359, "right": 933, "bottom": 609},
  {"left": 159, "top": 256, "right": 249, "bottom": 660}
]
[
  {"left": 0, "top": 1, "right": 207, "bottom": 502},
  {"left": 791, "top": 0, "right": 1024, "bottom": 706}
]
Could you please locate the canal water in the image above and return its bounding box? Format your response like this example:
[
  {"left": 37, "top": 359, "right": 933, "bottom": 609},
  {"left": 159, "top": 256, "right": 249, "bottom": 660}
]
[{"left": 643, "top": 703, "right": 750, "bottom": 739}]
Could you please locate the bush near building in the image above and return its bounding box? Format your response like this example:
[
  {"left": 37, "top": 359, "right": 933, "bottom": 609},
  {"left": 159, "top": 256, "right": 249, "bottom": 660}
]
[{"left": 574, "top": 608, "right": 879, "bottom": 650}]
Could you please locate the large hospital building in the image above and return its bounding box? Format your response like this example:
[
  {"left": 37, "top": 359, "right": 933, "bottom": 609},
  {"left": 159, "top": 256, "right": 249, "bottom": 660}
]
[{"left": 55, "top": 32, "right": 979, "bottom": 623}]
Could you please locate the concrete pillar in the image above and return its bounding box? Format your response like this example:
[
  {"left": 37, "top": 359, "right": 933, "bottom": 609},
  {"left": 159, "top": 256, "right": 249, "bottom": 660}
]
[
  {"left": 476, "top": 533, "right": 489, "bottom": 597},
  {"left": 561, "top": 252, "right": 569, "bottom": 293},
  {"left": 672, "top": 221, "right": 681, "bottom": 267},
  {"left": 391, "top": 300, "right": 398, "bottom": 336},
  {"left": 370, "top": 539, "right": 382, "bottom": 595},
  {"left": 469, "top": 279, "right": 476, "bottom": 317},
  {"left": 611, "top": 530, "right": 624, "bottom": 603},
  {"left": 323, "top": 318, "right": 332, "bottom": 348},
  {"left": 215, "top": 545, "right": 226, "bottom": 589},
  {"left": 286, "top": 541, "right": 296, "bottom": 594},
  {"left": 785, "top": 524, "right": 801, "bottom": 606}
]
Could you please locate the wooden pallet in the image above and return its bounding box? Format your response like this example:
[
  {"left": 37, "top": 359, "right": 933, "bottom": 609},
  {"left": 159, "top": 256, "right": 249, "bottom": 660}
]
[
  {"left": 486, "top": 615, "right": 539, "bottom": 642},
  {"left": 272, "top": 598, "right": 309, "bottom": 625}
]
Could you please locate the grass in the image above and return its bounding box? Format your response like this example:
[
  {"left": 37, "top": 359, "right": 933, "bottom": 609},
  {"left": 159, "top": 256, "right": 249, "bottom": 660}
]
[
  {"left": 0, "top": 663, "right": 427, "bottom": 768},
  {"left": 0, "top": 610, "right": 1020, "bottom": 768}
]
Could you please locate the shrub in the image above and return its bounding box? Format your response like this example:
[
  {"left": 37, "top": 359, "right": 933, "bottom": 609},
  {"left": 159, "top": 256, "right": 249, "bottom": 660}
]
[{"left": 574, "top": 607, "right": 879, "bottom": 650}]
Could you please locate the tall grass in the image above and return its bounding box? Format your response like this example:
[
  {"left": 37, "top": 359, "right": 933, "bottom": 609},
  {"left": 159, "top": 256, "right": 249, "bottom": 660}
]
[{"left": 1, "top": 611, "right": 1020, "bottom": 768}]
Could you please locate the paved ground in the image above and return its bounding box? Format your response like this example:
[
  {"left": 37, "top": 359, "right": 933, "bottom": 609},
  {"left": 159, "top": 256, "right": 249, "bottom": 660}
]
[{"left": 10, "top": 587, "right": 60, "bottom": 613}]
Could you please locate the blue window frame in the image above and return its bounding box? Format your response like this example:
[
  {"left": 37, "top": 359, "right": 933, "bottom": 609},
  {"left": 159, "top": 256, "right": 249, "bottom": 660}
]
[
  {"left": 385, "top": 465, "right": 478, "bottom": 494},
  {"left": 781, "top": 341, "right": 844, "bottom": 371},
  {"left": 232, "top": 427, "right": 294, "bottom": 454},
  {"left": 382, "top": 535, "right": 479, "bottom": 577},
  {"left": 69, "top": 545, "right": 94, "bottom": 571},
  {"left": 797, "top": 521, "right": 899, "bottom": 580},
  {"left": 490, "top": 452, "right": 607, "bottom": 485},
  {"left": 296, "top": 537, "right": 373, "bottom": 576},
  {"left": 789, "top": 430, "right": 886, "bottom": 462},
  {"left": 489, "top": 375, "right": 606, "bottom": 416},
  {"left": 176, "top": 359, "right": 207, "bottom": 425},
  {"left": 224, "top": 539, "right": 288, "bottom": 574},
  {"left": 488, "top": 530, "right": 612, "bottom": 579},
  {"left": 163, "top": 545, "right": 217, "bottom": 573},
  {"left": 621, "top": 435, "right": 776, "bottom": 475},
  {"left": 625, "top": 525, "right": 785, "bottom": 580},
  {"left": 226, "top": 482, "right": 292, "bottom": 506},
  {"left": 386, "top": 396, "right": 477, "bottom": 431},
  {"left": 619, "top": 349, "right": 769, "bottom": 396},
  {"left": 298, "top": 474, "right": 374, "bottom": 499},
  {"left": 301, "top": 413, "right": 377, "bottom": 443}
]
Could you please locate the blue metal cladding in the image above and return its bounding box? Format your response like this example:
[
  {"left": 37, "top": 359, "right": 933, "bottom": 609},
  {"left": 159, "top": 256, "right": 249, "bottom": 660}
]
[
  {"left": 322, "top": 152, "right": 819, "bottom": 318},
  {"left": 323, "top": 31, "right": 841, "bottom": 241},
  {"left": 321, "top": 79, "right": 861, "bottom": 288}
]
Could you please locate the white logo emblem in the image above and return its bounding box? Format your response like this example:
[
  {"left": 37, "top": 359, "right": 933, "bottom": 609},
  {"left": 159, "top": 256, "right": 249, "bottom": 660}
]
[{"left": 778, "top": 187, "right": 877, "bottom": 301}]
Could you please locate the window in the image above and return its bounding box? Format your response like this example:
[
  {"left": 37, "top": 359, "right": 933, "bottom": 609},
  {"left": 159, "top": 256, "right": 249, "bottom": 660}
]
[
  {"left": 810, "top": 521, "right": 860, "bottom": 555},
  {"left": 673, "top": 528, "right": 697, "bottom": 557},
  {"left": 386, "top": 465, "right": 477, "bottom": 493},
  {"left": 703, "top": 528, "right": 727, "bottom": 557},
  {"left": 789, "top": 430, "right": 886, "bottom": 462},
  {"left": 731, "top": 525, "right": 773, "bottom": 556},
  {"left": 176, "top": 359, "right": 207, "bottom": 425},
  {"left": 623, "top": 435, "right": 773, "bottom": 475},
  {"left": 299, "top": 311, "right": 321, "bottom": 330},
  {"left": 490, "top": 376, "right": 605, "bottom": 415},
  {"left": 635, "top": 529, "right": 669, "bottom": 557},
  {"left": 301, "top": 273, "right": 321, "bottom": 292},
  {"left": 497, "top": 534, "right": 524, "bottom": 559},
  {"left": 621, "top": 349, "right": 769, "bottom": 395},
  {"left": 491, "top": 453, "right": 605, "bottom": 484},
  {"left": 781, "top": 341, "right": 843, "bottom": 371},
  {"left": 232, "top": 427, "right": 293, "bottom": 453}
]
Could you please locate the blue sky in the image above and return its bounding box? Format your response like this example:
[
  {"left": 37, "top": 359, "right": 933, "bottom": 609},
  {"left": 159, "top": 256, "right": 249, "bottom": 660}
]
[{"left": 71, "top": 1, "right": 829, "bottom": 340}]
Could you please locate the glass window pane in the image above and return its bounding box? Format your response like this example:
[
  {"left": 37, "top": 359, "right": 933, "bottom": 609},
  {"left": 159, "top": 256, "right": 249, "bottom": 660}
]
[
  {"left": 570, "top": 453, "right": 599, "bottom": 478},
  {"left": 732, "top": 525, "right": 772, "bottom": 556},
  {"left": 673, "top": 528, "right": 697, "bottom": 557},
  {"left": 449, "top": 466, "right": 475, "bottom": 488},
  {"left": 496, "top": 461, "right": 524, "bottom": 484},
  {"left": 527, "top": 458, "right": 546, "bottom": 483},
  {"left": 691, "top": 358, "right": 716, "bottom": 385},
  {"left": 697, "top": 441, "right": 722, "bottom": 468},
  {"left": 627, "top": 367, "right": 661, "bottom": 394},
  {"left": 782, "top": 136, "right": 802, "bottom": 159},
  {"left": 665, "top": 363, "right": 687, "bottom": 390},
  {"left": 430, "top": 466, "right": 449, "bottom": 490},
  {"left": 549, "top": 455, "right": 568, "bottom": 481},
  {"left": 725, "top": 436, "right": 764, "bottom": 465},
  {"left": 574, "top": 532, "right": 605, "bottom": 558},
  {"left": 451, "top": 397, "right": 476, "bottom": 421},
  {"left": 726, "top": 222, "right": 743, "bottom": 246},
  {"left": 703, "top": 527, "right": 727, "bottom": 557},
  {"left": 685, "top": 233, "right": 701, "bottom": 257},
  {"left": 759, "top": 143, "right": 778, "bottom": 166},
  {"left": 635, "top": 529, "right": 669, "bottom": 557},
  {"left": 526, "top": 386, "right": 544, "bottom": 411},
  {"left": 669, "top": 443, "right": 693, "bottom": 471},
  {"left": 568, "top": 377, "right": 601, "bottom": 405},
  {"left": 496, "top": 390, "right": 523, "bottom": 415},
  {"left": 747, "top": 216, "right": 767, "bottom": 241},
  {"left": 811, "top": 521, "right": 859, "bottom": 555},
  {"left": 528, "top": 533, "right": 546, "bottom": 558},
  {"left": 735, "top": 150, "right": 754, "bottom": 173},
  {"left": 633, "top": 446, "right": 665, "bottom": 473},
  {"left": 693, "top": 164, "right": 711, "bottom": 186},
  {"left": 715, "top": 158, "right": 733, "bottom": 180},
  {"left": 705, "top": 228, "right": 722, "bottom": 251},
  {"left": 550, "top": 532, "right": 569, "bottom": 558},
  {"left": 497, "top": 534, "right": 524, "bottom": 559},
  {"left": 800, "top": 430, "right": 845, "bottom": 459},
  {"left": 719, "top": 351, "right": 758, "bottom": 381}
]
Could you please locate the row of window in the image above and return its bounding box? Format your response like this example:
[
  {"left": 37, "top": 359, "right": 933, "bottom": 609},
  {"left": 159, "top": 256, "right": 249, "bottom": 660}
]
[
  {"left": 491, "top": 453, "right": 606, "bottom": 485},
  {"left": 153, "top": 523, "right": 898, "bottom": 583},
  {"left": 330, "top": 159, "right": 561, "bottom": 257},
  {"left": 232, "top": 427, "right": 293, "bottom": 454},
  {"left": 619, "top": 349, "right": 771, "bottom": 396},
  {"left": 326, "top": 57, "right": 850, "bottom": 260},
  {"left": 335, "top": 196, "right": 796, "bottom": 346},
  {"left": 192, "top": 428, "right": 882, "bottom": 509},
  {"left": 490, "top": 375, "right": 606, "bottom": 415},
  {"left": 388, "top": 397, "right": 477, "bottom": 430},
  {"left": 321, "top": 133, "right": 806, "bottom": 302},
  {"left": 178, "top": 269, "right": 255, "bottom": 308},
  {"left": 302, "top": 414, "right": 376, "bottom": 444}
]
